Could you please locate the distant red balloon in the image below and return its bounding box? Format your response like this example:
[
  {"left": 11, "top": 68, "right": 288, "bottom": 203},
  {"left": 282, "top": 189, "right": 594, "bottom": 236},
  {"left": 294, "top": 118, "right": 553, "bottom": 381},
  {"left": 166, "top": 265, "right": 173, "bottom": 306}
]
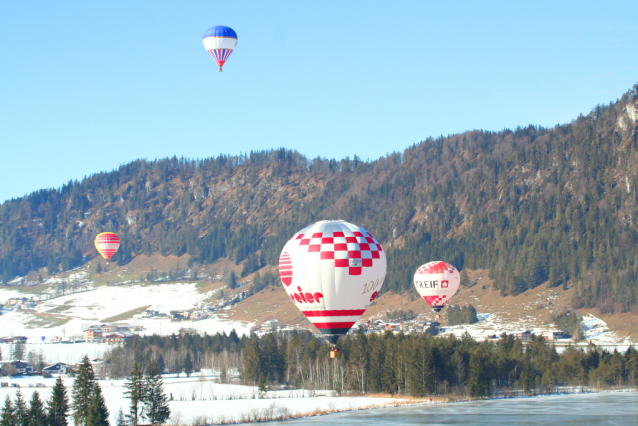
[
  {"left": 95, "top": 232, "right": 120, "bottom": 262},
  {"left": 413, "top": 261, "right": 460, "bottom": 312}
]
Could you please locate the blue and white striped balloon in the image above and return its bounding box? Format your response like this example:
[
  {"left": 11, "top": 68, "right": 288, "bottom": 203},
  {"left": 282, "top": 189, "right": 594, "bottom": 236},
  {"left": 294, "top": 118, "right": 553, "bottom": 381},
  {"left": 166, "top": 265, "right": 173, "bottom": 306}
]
[{"left": 202, "top": 26, "right": 238, "bottom": 72}]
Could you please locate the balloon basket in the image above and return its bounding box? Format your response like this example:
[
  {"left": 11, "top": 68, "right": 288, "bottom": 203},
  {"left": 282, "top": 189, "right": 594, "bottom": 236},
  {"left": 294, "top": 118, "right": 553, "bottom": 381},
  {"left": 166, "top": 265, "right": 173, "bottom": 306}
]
[
  {"left": 436, "top": 314, "right": 440, "bottom": 319},
  {"left": 330, "top": 348, "right": 340, "bottom": 359},
  {"left": 219, "top": 68, "right": 223, "bottom": 72}
]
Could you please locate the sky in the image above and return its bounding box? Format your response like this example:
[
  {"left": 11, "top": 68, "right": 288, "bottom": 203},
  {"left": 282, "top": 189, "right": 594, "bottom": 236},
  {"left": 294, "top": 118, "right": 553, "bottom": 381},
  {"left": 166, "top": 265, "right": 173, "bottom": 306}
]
[{"left": 1, "top": 1, "right": 637, "bottom": 203}]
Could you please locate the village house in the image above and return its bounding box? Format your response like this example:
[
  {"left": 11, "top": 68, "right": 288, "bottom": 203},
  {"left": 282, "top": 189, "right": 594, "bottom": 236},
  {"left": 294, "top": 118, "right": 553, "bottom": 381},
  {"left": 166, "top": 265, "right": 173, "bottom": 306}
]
[
  {"left": 100, "top": 324, "right": 117, "bottom": 334},
  {"left": 262, "top": 320, "right": 279, "bottom": 332},
  {"left": 547, "top": 331, "right": 565, "bottom": 340},
  {"left": 178, "top": 328, "right": 197, "bottom": 336},
  {"left": 190, "top": 311, "right": 207, "bottom": 321},
  {"left": 42, "top": 362, "right": 68, "bottom": 376},
  {"left": 84, "top": 330, "right": 103, "bottom": 342},
  {"left": 513, "top": 330, "right": 532, "bottom": 342},
  {"left": 0, "top": 361, "right": 34, "bottom": 375},
  {"left": 0, "top": 336, "right": 28, "bottom": 344},
  {"left": 103, "top": 332, "right": 135, "bottom": 345}
]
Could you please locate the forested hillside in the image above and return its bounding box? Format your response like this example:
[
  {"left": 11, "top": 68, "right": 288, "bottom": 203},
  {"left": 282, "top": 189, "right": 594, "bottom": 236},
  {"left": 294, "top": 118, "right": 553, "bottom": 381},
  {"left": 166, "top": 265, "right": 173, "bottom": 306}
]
[{"left": 1, "top": 85, "right": 637, "bottom": 315}]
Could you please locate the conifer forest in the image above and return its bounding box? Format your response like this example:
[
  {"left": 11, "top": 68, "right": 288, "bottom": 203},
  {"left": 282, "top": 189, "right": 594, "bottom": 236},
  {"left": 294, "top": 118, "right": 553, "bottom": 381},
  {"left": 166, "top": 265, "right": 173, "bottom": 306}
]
[{"left": 1, "top": 88, "right": 638, "bottom": 316}]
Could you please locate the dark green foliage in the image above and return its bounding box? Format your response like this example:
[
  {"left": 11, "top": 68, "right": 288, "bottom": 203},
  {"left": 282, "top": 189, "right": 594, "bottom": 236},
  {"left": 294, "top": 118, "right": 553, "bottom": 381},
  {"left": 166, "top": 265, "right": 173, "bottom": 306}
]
[
  {"left": 47, "top": 376, "right": 69, "bottom": 426},
  {"left": 243, "top": 337, "right": 262, "bottom": 385},
  {"left": 12, "top": 392, "right": 27, "bottom": 426},
  {"left": 227, "top": 271, "right": 237, "bottom": 290},
  {"left": 1, "top": 396, "right": 14, "bottom": 426},
  {"left": 27, "top": 392, "right": 46, "bottom": 426},
  {"left": 98, "top": 327, "right": 638, "bottom": 398},
  {"left": 551, "top": 311, "right": 582, "bottom": 340},
  {"left": 183, "top": 352, "right": 193, "bottom": 377},
  {"left": 468, "top": 342, "right": 494, "bottom": 396},
  {"left": 72, "top": 355, "right": 96, "bottom": 426},
  {"left": 123, "top": 362, "right": 144, "bottom": 426},
  {"left": 141, "top": 360, "right": 170, "bottom": 425},
  {"left": 447, "top": 304, "right": 479, "bottom": 325},
  {"left": 86, "top": 384, "right": 109, "bottom": 426}
]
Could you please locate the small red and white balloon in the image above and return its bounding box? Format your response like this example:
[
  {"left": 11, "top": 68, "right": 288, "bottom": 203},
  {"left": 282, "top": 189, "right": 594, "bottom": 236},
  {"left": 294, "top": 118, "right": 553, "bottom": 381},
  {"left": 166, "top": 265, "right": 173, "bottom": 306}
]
[{"left": 413, "top": 261, "right": 460, "bottom": 313}]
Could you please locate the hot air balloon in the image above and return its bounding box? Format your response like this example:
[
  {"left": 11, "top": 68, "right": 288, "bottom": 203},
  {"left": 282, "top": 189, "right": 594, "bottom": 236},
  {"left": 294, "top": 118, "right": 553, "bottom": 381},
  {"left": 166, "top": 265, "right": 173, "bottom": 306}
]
[
  {"left": 95, "top": 232, "right": 120, "bottom": 264},
  {"left": 413, "top": 261, "right": 460, "bottom": 318},
  {"left": 202, "top": 26, "right": 237, "bottom": 72},
  {"left": 279, "top": 220, "right": 387, "bottom": 357}
]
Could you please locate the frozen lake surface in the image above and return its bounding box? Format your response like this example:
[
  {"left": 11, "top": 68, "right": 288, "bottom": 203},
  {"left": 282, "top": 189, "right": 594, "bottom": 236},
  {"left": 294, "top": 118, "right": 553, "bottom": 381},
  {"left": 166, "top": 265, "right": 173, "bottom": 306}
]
[{"left": 251, "top": 391, "right": 638, "bottom": 426}]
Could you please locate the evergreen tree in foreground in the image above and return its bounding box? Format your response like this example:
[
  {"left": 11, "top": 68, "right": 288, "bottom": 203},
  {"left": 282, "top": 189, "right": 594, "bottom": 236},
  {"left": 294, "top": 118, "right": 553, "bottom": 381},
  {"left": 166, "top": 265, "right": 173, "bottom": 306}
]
[
  {"left": 0, "top": 396, "right": 14, "bottom": 426},
  {"left": 47, "top": 376, "right": 69, "bottom": 426},
  {"left": 72, "top": 356, "right": 96, "bottom": 426},
  {"left": 86, "top": 384, "right": 109, "bottom": 426},
  {"left": 123, "top": 362, "right": 144, "bottom": 426},
  {"left": 13, "top": 392, "right": 27, "bottom": 426},
  {"left": 27, "top": 392, "right": 46, "bottom": 426},
  {"left": 142, "top": 360, "right": 170, "bottom": 425}
]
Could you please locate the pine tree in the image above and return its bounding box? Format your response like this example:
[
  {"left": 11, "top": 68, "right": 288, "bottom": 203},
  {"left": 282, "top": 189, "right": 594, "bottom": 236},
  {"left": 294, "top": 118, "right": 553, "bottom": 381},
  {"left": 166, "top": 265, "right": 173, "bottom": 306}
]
[
  {"left": 123, "top": 362, "right": 144, "bottom": 426},
  {"left": 115, "top": 409, "right": 125, "bottom": 426},
  {"left": 10, "top": 342, "right": 25, "bottom": 361},
  {"left": 142, "top": 360, "right": 170, "bottom": 425},
  {"left": 86, "top": 384, "right": 109, "bottom": 426},
  {"left": 72, "top": 355, "right": 96, "bottom": 426},
  {"left": 227, "top": 271, "right": 237, "bottom": 290},
  {"left": 13, "top": 392, "right": 27, "bottom": 426},
  {"left": 27, "top": 392, "right": 46, "bottom": 426},
  {"left": 243, "top": 337, "right": 261, "bottom": 385},
  {"left": 47, "top": 376, "right": 69, "bottom": 426},
  {"left": 468, "top": 343, "right": 494, "bottom": 397},
  {"left": 183, "top": 353, "right": 193, "bottom": 378},
  {"left": 0, "top": 396, "right": 14, "bottom": 426}
]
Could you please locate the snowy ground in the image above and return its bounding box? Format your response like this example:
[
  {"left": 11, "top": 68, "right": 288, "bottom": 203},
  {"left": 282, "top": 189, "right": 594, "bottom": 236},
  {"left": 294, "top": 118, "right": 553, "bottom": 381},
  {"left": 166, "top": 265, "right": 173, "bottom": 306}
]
[
  {"left": 0, "top": 283, "right": 253, "bottom": 342},
  {"left": 437, "top": 312, "right": 637, "bottom": 352},
  {"left": 0, "top": 375, "right": 399, "bottom": 425},
  {"left": 0, "top": 342, "right": 110, "bottom": 365}
]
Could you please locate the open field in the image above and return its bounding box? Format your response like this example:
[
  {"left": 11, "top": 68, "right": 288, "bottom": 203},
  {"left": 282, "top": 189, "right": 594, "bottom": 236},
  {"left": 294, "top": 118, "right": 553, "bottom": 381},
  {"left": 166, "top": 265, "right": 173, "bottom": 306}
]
[{"left": 0, "top": 374, "right": 402, "bottom": 425}]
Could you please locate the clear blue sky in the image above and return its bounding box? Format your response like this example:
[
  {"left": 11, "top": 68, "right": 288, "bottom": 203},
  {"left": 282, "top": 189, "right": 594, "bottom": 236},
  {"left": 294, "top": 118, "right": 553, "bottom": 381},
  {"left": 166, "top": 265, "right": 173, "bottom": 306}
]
[{"left": 1, "top": 1, "right": 637, "bottom": 203}]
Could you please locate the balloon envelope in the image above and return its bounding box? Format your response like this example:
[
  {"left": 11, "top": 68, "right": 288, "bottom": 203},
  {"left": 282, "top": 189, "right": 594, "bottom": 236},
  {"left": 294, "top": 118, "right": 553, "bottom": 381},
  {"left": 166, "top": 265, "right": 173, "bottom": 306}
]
[
  {"left": 202, "top": 26, "right": 237, "bottom": 71},
  {"left": 95, "top": 232, "right": 120, "bottom": 261},
  {"left": 41, "top": 336, "right": 45, "bottom": 341},
  {"left": 413, "top": 261, "right": 460, "bottom": 312},
  {"left": 278, "top": 220, "right": 387, "bottom": 344}
]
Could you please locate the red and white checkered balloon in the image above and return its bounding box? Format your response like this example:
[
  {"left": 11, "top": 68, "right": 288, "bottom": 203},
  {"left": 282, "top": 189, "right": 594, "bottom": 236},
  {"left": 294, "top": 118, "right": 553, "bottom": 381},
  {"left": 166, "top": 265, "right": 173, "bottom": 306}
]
[
  {"left": 279, "top": 220, "right": 387, "bottom": 344},
  {"left": 413, "top": 261, "right": 460, "bottom": 312}
]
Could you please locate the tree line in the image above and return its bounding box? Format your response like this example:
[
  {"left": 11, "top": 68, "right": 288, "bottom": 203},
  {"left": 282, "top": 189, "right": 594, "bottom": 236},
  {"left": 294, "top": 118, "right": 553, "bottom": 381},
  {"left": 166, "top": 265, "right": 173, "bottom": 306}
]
[
  {"left": 0, "top": 356, "right": 170, "bottom": 426},
  {"left": 102, "top": 330, "right": 638, "bottom": 398}
]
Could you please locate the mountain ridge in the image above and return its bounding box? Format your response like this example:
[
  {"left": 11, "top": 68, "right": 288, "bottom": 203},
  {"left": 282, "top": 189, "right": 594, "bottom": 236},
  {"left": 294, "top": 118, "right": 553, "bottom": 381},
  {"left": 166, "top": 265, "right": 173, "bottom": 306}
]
[{"left": 2, "top": 83, "right": 638, "bottom": 318}]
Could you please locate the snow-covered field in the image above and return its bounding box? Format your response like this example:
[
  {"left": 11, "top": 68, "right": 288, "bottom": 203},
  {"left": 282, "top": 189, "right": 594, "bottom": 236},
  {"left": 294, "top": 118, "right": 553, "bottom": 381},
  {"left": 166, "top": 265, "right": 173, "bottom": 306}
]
[
  {"left": 0, "top": 283, "right": 253, "bottom": 364},
  {"left": 0, "top": 342, "right": 110, "bottom": 365},
  {"left": 0, "top": 283, "right": 253, "bottom": 342},
  {"left": 438, "top": 312, "right": 637, "bottom": 352},
  {"left": 0, "top": 375, "right": 399, "bottom": 425}
]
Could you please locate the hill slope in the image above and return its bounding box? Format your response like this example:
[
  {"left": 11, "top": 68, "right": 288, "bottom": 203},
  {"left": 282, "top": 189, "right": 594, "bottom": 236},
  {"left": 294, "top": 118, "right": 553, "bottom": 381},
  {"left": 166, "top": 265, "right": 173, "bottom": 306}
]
[{"left": 1, "top": 84, "right": 638, "bottom": 318}]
